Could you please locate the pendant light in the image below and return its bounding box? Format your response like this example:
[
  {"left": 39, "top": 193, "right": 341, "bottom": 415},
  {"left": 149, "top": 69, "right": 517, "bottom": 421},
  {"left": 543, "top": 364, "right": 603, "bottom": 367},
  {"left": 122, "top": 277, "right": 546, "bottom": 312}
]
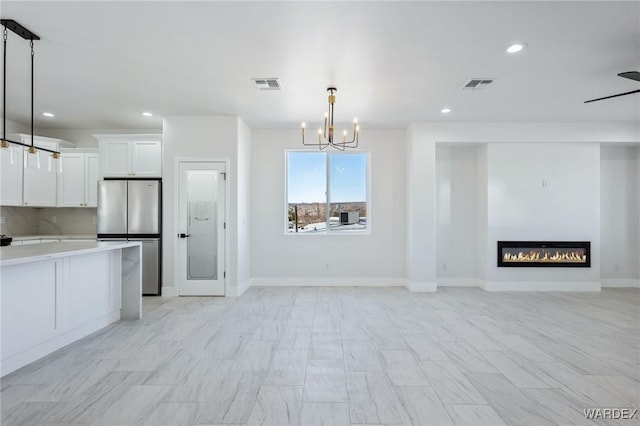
[{"left": 1, "top": 19, "right": 60, "bottom": 170}]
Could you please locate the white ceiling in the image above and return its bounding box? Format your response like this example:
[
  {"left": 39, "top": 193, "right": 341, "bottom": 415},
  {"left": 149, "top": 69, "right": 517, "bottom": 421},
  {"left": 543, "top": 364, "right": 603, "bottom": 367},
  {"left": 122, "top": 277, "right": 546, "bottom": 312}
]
[{"left": 1, "top": 1, "right": 639, "bottom": 130}]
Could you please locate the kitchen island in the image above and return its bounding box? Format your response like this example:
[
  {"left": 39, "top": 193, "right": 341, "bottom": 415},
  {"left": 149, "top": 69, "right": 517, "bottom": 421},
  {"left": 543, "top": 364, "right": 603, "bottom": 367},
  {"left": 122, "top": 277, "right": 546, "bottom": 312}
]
[{"left": 0, "top": 241, "right": 142, "bottom": 376}]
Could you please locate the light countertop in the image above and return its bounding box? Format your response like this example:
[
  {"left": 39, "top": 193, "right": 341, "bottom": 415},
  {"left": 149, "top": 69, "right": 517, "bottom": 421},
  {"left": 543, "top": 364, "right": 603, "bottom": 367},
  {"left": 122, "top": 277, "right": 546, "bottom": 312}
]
[
  {"left": 10, "top": 235, "right": 97, "bottom": 241},
  {"left": 1, "top": 241, "right": 141, "bottom": 267}
]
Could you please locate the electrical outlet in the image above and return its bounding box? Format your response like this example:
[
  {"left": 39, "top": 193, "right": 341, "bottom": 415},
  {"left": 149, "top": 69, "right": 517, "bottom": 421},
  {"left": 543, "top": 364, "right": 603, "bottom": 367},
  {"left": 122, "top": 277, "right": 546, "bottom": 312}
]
[
  {"left": 442, "top": 264, "right": 447, "bottom": 271},
  {"left": 614, "top": 264, "right": 620, "bottom": 271},
  {"left": 326, "top": 263, "right": 330, "bottom": 271},
  {"left": 51, "top": 216, "right": 57, "bottom": 224},
  {"left": 93, "top": 216, "right": 97, "bottom": 224},
  {"left": 0, "top": 216, "right": 5, "bottom": 224}
]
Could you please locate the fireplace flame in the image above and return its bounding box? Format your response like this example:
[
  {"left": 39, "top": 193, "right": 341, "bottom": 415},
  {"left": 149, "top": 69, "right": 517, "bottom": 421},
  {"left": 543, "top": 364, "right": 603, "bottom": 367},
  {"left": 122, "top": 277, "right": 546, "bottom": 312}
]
[{"left": 503, "top": 250, "right": 586, "bottom": 263}]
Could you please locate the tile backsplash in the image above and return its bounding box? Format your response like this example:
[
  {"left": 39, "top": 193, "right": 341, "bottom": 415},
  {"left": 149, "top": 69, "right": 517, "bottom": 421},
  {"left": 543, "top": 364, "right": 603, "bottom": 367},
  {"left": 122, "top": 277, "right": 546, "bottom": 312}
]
[{"left": 0, "top": 206, "right": 97, "bottom": 236}]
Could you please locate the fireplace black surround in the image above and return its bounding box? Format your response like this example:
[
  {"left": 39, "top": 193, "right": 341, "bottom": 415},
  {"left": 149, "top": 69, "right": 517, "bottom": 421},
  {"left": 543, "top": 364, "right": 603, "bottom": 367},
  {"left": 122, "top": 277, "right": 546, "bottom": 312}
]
[{"left": 497, "top": 241, "right": 591, "bottom": 267}]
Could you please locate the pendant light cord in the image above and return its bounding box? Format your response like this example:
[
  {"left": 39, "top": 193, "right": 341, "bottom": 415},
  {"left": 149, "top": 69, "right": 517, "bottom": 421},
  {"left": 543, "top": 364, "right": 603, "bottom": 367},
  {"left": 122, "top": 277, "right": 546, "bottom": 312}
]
[
  {"left": 3, "top": 26, "right": 7, "bottom": 142},
  {"left": 30, "top": 39, "right": 34, "bottom": 149}
]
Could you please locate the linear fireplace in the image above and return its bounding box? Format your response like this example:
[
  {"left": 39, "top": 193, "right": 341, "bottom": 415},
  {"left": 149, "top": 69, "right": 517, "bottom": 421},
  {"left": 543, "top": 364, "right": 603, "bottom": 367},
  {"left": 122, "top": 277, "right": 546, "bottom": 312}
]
[{"left": 497, "top": 241, "right": 591, "bottom": 267}]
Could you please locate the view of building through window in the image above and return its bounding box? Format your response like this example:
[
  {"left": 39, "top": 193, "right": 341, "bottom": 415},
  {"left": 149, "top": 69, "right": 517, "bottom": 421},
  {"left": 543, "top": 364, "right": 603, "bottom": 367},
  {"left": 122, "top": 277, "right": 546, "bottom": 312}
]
[{"left": 287, "top": 151, "right": 368, "bottom": 233}]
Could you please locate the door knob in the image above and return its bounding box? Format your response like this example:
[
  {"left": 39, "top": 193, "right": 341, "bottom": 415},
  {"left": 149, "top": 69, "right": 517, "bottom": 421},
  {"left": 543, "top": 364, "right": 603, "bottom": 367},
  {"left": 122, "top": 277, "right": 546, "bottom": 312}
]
[{"left": 179, "top": 233, "right": 190, "bottom": 238}]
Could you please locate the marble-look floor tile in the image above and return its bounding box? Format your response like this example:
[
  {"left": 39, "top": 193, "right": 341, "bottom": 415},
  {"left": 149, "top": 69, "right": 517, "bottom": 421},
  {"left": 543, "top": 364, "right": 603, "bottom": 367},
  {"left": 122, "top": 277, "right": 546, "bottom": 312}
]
[
  {"left": 369, "top": 326, "right": 408, "bottom": 350},
  {"left": 439, "top": 340, "right": 500, "bottom": 374},
  {"left": 303, "top": 360, "right": 348, "bottom": 403},
  {"left": 520, "top": 388, "right": 599, "bottom": 426},
  {"left": 195, "top": 371, "right": 263, "bottom": 424},
  {"left": 264, "top": 349, "right": 308, "bottom": 386},
  {"left": 164, "top": 359, "right": 233, "bottom": 402},
  {"left": 465, "top": 373, "right": 557, "bottom": 426},
  {"left": 403, "top": 333, "right": 449, "bottom": 361},
  {"left": 445, "top": 404, "right": 507, "bottom": 426},
  {"left": 0, "top": 287, "right": 636, "bottom": 426},
  {"left": 246, "top": 385, "right": 303, "bottom": 426},
  {"left": 379, "top": 350, "right": 430, "bottom": 386},
  {"left": 480, "top": 351, "right": 558, "bottom": 389},
  {"left": 420, "top": 360, "right": 486, "bottom": 403},
  {"left": 346, "top": 372, "right": 407, "bottom": 424},
  {"left": 394, "top": 386, "right": 454, "bottom": 425},
  {"left": 142, "top": 401, "right": 200, "bottom": 425},
  {"left": 50, "top": 371, "right": 152, "bottom": 423},
  {"left": 343, "top": 340, "right": 383, "bottom": 372},
  {"left": 92, "top": 384, "right": 170, "bottom": 425},
  {"left": 231, "top": 340, "right": 277, "bottom": 372},
  {"left": 534, "top": 362, "right": 629, "bottom": 407},
  {"left": 299, "top": 402, "right": 350, "bottom": 426},
  {"left": 310, "top": 333, "right": 343, "bottom": 360}
]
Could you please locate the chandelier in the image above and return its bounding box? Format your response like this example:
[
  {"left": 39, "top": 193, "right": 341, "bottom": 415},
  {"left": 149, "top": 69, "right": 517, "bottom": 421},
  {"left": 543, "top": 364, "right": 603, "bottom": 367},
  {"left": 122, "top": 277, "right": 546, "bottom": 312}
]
[{"left": 301, "top": 87, "right": 359, "bottom": 151}]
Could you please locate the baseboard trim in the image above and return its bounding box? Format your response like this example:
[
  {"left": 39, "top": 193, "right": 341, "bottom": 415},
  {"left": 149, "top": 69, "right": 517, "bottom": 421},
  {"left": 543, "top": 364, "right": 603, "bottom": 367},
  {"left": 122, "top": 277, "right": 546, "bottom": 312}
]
[
  {"left": 161, "top": 286, "right": 178, "bottom": 297},
  {"left": 236, "top": 279, "right": 251, "bottom": 296},
  {"left": 437, "top": 278, "right": 480, "bottom": 287},
  {"left": 482, "top": 281, "right": 601, "bottom": 292},
  {"left": 601, "top": 279, "right": 640, "bottom": 288},
  {"left": 251, "top": 277, "right": 407, "bottom": 287},
  {"left": 406, "top": 281, "right": 437, "bottom": 292}
]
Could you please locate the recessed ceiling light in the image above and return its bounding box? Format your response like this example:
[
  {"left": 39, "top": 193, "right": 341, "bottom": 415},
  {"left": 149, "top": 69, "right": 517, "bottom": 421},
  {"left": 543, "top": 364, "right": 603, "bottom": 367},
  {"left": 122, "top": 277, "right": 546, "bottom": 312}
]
[
  {"left": 42, "top": 112, "right": 54, "bottom": 117},
  {"left": 506, "top": 42, "right": 527, "bottom": 54},
  {"left": 441, "top": 108, "right": 452, "bottom": 114},
  {"left": 142, "top": 112, "right": 153, "bottom": 117}
]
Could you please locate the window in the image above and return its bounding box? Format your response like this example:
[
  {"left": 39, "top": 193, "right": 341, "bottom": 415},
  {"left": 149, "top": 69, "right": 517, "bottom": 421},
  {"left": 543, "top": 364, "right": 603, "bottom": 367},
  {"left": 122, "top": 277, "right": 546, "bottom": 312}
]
[{"left": 286, "top": 151, "right": 368, "bottom": 233}]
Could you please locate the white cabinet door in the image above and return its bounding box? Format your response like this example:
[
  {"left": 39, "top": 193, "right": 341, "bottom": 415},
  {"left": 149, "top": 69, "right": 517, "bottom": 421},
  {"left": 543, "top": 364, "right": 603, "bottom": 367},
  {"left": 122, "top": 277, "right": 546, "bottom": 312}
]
[
  {"left": 57, "top": 153, "right": 85, "bottom": 207},
  {"left": 100, "top": 140, "right": 131, "bottom": 177},
  {"left": 131, "top": 140, "right": 162, "bottom": 177},
  {"left": 23, "top": 150, "right": 57, "bottom": 207},
  {"left": 84, "top": 154, "right": 100, "bottom": 207},
  {"left": 1, "top": 146, "right": 23, "bottom": 206}
]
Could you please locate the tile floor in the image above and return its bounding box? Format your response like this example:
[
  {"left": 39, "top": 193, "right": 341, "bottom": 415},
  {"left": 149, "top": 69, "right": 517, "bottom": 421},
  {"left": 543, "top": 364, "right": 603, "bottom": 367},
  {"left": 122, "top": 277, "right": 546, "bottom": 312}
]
[{"left": 1, "top": 287, "right": 639, "bottom": 425}]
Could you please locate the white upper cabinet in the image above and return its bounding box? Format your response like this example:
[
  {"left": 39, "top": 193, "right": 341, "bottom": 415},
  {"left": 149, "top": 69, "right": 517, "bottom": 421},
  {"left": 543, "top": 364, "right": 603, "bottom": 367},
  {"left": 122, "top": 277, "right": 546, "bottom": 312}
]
[
  {"left": 85, "top": 154, "right": 99, "bottom": 206},
  {"left": 57, "top": 151, "right": 99, "bottom": 207},
  {"left": 96, "top": 135, "right": 162, "bottom": 178},
  {"left": 0, "top": 146, "right": 24, "bottom": 206}
]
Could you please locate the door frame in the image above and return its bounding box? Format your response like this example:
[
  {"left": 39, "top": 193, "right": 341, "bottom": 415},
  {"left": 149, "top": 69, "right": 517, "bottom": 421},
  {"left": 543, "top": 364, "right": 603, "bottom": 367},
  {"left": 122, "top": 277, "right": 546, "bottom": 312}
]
[{"left": 173, "top": 157, "right": 230, "bottom": 296}]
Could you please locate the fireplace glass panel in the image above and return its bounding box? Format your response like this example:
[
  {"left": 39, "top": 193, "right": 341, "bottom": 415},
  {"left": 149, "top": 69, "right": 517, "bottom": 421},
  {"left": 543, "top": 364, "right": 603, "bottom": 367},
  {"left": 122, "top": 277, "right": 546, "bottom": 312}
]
[{"left": 497, "top": 241, "right": 590, "bottom": 267}]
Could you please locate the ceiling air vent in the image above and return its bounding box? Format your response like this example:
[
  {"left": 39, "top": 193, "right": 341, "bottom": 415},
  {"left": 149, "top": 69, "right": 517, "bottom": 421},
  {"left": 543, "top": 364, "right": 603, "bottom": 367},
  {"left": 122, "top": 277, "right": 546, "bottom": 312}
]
[
  {"left": 252, "top": 78, "right": 281, "bottom": 90},
  {"left": 462, "top": 78, "right": 494, "bottom": 91}
]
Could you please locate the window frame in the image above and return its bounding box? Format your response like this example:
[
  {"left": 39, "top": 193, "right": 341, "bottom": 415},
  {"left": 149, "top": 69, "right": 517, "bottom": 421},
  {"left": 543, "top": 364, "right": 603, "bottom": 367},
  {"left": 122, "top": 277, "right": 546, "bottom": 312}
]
[{"left": 284, "top": 149, "right": 371, "bottom": 236}]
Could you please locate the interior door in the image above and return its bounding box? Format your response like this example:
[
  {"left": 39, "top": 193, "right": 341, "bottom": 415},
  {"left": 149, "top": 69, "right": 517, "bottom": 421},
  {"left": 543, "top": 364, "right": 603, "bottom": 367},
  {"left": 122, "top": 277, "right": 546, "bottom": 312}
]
[{"left": 177, "top": 162, "right": 226, "bottom": 296}]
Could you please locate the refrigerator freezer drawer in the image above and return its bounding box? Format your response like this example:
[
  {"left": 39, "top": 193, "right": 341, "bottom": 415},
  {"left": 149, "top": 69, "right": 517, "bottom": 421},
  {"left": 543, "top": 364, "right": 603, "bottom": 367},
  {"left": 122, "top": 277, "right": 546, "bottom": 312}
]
[{"left": 138, "top": 239, "right": 160, "bottom": 295}]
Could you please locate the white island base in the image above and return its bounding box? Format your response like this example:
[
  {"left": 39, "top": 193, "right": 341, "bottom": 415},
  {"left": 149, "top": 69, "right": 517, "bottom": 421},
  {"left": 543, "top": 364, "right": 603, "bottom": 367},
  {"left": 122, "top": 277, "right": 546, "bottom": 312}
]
[{"left": 0, "top": 241, "right": 142, "bottom": 376}]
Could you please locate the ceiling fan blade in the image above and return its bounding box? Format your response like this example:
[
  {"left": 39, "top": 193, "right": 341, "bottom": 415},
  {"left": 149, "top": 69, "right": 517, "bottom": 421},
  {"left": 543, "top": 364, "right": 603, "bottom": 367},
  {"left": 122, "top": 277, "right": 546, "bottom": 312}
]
[
  {"left": 584, "top": 89, "right": 640, "bottom": 103},
  {"left": 618, "top": 71, "right": 640, "bottom": 82}
]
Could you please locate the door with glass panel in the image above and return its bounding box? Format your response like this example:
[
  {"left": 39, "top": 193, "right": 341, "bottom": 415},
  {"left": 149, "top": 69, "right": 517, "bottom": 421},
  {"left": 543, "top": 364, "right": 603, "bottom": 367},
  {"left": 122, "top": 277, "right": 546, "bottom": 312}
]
[{"left": 177, "top": 162, "right": 226, "bottom": 296}]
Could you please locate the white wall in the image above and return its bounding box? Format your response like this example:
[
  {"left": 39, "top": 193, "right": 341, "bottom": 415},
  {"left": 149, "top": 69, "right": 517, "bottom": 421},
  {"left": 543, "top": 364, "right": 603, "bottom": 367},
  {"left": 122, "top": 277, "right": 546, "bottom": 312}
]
[
  {"left": 406, "top": 125, "right": 437, "bottom": 291},
  {"left": 435, "top": 146, "right": 478, "bottom": 285},
  {"left": 250, "top": 128, "right": 406, "bottom": 286},
  {"left": 162, "top": 116, "right": 244, "bottom": 296},
  {"left": 1, "top": 119, "right": 29, "bottom": 136},
  {"left": 407, "top": 122, "right": 639, "bottom": 291},
  {"left": 484, "top": 143, "right": 601, "bottom": 290},
  {"left": 476, "top": 145, "right": 488, "bottom": 281},
  {"left": 236, "top": 118, "right": 252, "bottom": 294},
  {"left": 600, "top": 146, "right": 639, "bottom": 285}
]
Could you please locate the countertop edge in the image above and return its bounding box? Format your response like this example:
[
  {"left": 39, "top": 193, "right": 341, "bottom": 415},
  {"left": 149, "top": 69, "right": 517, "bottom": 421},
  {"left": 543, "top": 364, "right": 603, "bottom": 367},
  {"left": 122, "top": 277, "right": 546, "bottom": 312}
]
[{"left": 1, "top": 241, "right": 141, "bottom": 267}]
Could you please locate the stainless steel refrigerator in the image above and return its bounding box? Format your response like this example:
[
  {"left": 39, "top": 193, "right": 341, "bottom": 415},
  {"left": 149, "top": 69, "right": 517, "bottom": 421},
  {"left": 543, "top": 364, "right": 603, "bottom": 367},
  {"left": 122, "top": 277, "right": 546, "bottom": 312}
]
[{"left": 97, "top": 179, "right": 162, "bottom": 295}]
